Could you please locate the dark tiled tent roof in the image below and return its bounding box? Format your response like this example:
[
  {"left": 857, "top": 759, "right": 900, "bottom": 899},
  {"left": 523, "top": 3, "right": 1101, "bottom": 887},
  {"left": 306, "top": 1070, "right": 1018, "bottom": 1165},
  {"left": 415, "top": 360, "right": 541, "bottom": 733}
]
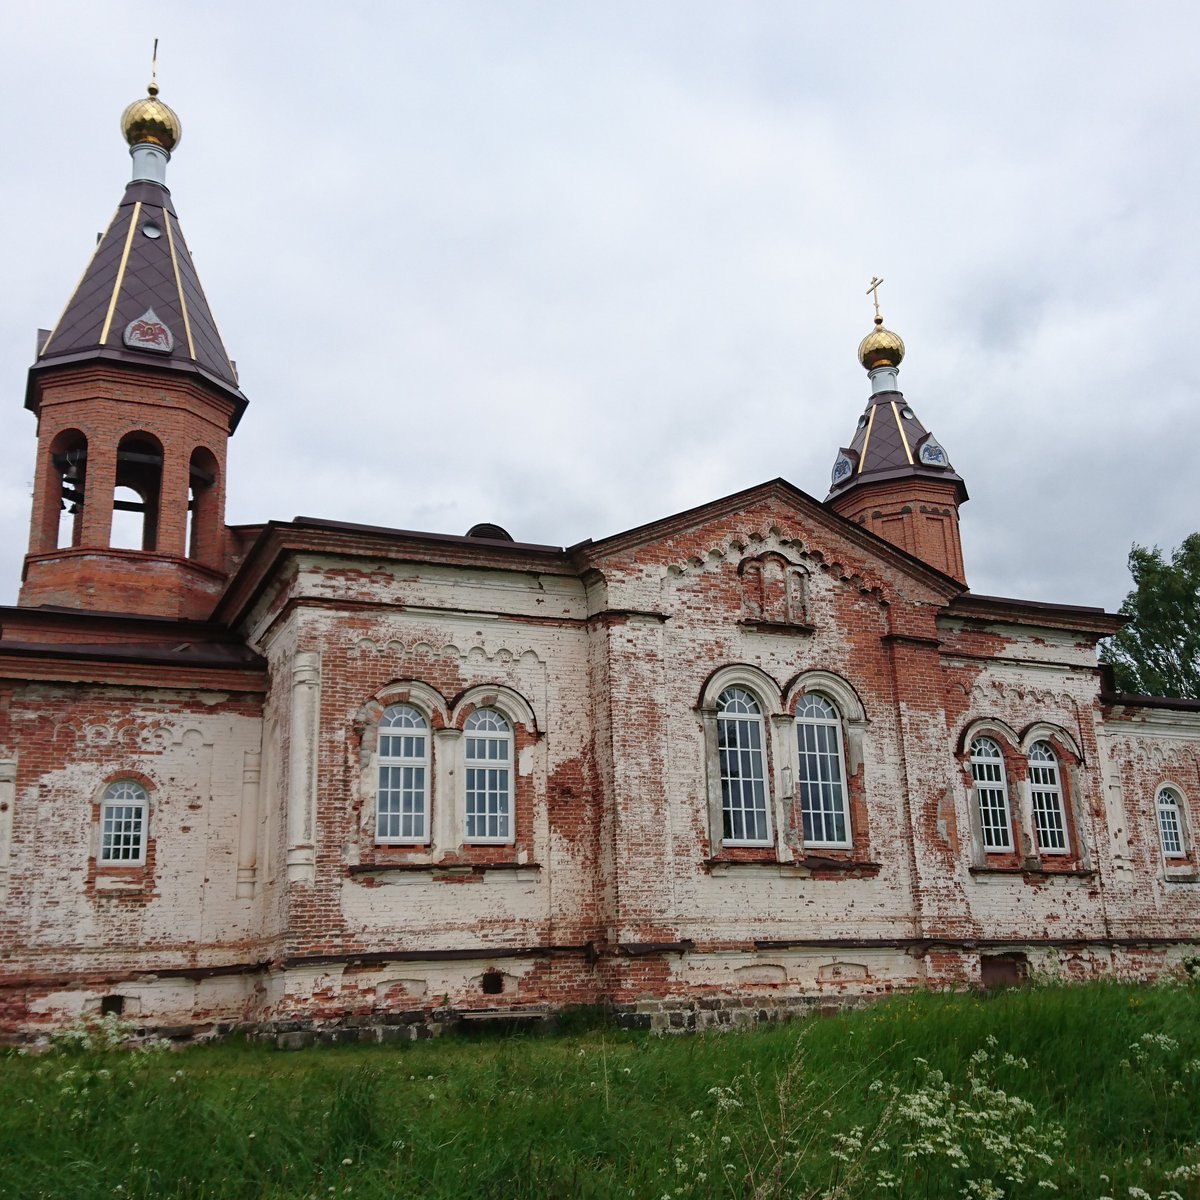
[
  {"left": 825, "top": 388, "right": 966, "bottom": 503},
  {"left": 30, "top": 178, "right": 246, "bottom": 413}
]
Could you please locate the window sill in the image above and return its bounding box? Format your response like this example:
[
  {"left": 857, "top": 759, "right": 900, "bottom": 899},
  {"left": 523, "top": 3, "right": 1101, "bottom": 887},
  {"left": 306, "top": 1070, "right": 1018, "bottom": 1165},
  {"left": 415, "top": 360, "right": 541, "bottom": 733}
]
[
  {"left": 737, "top": 619, "right": 815, "bottom": 636},
  {"left": 347, "top": 861, "right": 541, "bottom": 884},
  {"left": 706, "top": 855, "right": 881, "bottom": 879},
  {"left": 969, "top": 864, "right": 1095, "bottom": 881},
  {"left": 1163, "top": 868, "right": 1200, "bottom": 883}
]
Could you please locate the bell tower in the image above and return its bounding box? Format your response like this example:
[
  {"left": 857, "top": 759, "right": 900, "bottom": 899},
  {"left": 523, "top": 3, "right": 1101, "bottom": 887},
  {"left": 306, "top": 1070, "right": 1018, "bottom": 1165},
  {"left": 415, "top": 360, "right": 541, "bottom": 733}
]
[
  {"left": 826, "top": 282, "right": 967, "bottom": 583},
  {"left": 20, "top": 67, "right": 248, "bottom": 619}
]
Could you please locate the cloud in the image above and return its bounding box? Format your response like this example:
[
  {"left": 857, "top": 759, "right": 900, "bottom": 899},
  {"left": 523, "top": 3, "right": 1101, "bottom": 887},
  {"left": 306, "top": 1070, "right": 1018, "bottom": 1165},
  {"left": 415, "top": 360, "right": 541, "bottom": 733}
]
[{"left": 1, "top": 0, "right": 1197, "bottom": 615}]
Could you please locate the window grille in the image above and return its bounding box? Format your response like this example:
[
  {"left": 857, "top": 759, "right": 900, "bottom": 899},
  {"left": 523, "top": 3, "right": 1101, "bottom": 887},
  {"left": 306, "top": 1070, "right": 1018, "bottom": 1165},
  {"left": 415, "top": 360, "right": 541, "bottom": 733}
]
[
  {"left": 716, "top": 687, "right": 771, "bottom": 845},
  {"left": 1027, "top": 741, "right": 1069, "bottom": 854},
  {"left": 376, "top": 704, "right": 430, "bottom": 843},
  {"left": 795, "top": 694, "right": 850, "bottom": 847},
  {"left": 465, "top": 709, "right": 513, "bottom": 842},
  {"left": 970, "top": 737, "right": 1012, "bottom": 851},
  {"left": 99, "top": 780, "right": 148, "bottom": 864}
]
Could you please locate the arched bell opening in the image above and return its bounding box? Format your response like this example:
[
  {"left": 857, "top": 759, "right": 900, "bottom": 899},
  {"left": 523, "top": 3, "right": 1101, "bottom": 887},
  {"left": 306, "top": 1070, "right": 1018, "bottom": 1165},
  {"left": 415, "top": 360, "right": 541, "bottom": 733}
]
[
  {"left": 111, "top": 432, "right": 164, "bottom": 551},
  {"left": 42, "top": 428, "right": 89, "bottom": 552},
  {"left": 187, "top": 447, "right": 220, "bottom": 565}
]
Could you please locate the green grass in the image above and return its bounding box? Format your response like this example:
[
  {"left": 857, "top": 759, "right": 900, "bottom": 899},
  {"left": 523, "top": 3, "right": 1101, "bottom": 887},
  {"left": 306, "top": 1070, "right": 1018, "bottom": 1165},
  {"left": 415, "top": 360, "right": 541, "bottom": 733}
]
[{"left": 3, "top": 981, "right": 1200, "bottom": 1199}]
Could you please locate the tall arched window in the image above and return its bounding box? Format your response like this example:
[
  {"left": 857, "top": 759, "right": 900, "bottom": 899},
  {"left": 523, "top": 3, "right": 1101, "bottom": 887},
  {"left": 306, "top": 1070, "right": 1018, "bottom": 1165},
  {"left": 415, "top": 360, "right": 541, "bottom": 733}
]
[
  {"left": 971, "top": 737, "right": 1012, "bottom": 851},
  {"left": 376, "top": 705, "right": 430, "bottom": 844},
  {"left": 99, "top": 780, "right": 149, "bottom": 865},
  {"left": 464, "top": 709, "right": 513, "bottom": 843},
  {"left": 1027, "top": 741, "right": 1069, "bottom": 854},
  {"left": 1157, "top": 787, "right": 1187, "bottom": 859},
  {"left": 796, "top": 693, "right": 850, "bottom": 847},
  {"left": 716, "top": 687, "right": 770, "bottom": 845}
]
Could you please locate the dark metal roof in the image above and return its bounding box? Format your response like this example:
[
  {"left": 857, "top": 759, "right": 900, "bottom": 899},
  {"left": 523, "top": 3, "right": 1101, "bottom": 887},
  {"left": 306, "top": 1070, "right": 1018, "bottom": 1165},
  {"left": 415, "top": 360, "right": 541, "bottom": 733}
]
[
  {"left": 826, "top": 388, "right": 966, "bottom": 503},
  {"left": 29, "top": 178, "right": 246, "bottom": 410}
]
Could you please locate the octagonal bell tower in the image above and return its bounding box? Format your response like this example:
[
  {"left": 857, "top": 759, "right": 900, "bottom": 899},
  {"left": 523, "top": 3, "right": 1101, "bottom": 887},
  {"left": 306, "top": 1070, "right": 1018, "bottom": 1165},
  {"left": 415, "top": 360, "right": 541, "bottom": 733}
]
[
  {"left": 21, "top": 68, "right": 248, "bottom": 618},
  {"left": 826, "top": 283, "right": 967, "bottom": 583}
]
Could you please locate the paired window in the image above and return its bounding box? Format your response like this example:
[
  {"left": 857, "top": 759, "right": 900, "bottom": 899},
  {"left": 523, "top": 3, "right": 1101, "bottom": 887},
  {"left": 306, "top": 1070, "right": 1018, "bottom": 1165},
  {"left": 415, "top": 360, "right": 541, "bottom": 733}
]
[
  {"left": 374, "top": 704, "right": 514, "bottom": 846},
  {"left": 98, "top": 780, "right": 148, "bottom": 865},
  {"left": 711, "top": 681, "right": 854, "bottom": 853},
  {"left": 967, "top": 732, "right": 1078, "bottom": 864},
  {"left": 1157, "top": 787, "right": 1188, "bottom": 860}
]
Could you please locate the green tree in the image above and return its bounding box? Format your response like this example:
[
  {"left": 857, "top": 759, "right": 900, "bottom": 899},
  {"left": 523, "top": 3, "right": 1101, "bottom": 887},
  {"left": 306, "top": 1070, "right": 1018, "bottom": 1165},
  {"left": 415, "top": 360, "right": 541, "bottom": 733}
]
[{"left": 1102, "top": 533, "right": 1200, "bottom": 698}]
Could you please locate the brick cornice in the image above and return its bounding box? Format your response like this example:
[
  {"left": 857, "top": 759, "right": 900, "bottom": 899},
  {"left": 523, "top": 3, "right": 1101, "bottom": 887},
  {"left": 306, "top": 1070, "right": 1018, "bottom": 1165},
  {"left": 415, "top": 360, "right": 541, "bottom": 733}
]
[
  {"left": 0, "top": 648, "right": 267, "bottom": 692},
  {"left": 946, "top": 593, "right": 1124, "bottom": 637},
  {"left": 213, "top": 520, "right": 576, "bottom": 627}
]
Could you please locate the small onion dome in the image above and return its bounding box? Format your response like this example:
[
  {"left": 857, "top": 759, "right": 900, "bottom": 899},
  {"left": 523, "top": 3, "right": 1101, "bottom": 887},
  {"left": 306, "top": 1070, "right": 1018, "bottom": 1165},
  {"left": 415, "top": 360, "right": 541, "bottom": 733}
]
[
  {"left": 857, "top": 318, "right": 905, "bottom": 371},
  {"left": 121, "top": 81, "right": 182, "bottom": 153}
]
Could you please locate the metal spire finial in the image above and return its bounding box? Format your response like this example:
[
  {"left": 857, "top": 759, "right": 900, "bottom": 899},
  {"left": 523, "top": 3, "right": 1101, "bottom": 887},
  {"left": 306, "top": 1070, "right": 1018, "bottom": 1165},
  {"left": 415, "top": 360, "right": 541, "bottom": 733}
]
[{"left": 148, "top": 38, "right": 159, "bottom": 96}]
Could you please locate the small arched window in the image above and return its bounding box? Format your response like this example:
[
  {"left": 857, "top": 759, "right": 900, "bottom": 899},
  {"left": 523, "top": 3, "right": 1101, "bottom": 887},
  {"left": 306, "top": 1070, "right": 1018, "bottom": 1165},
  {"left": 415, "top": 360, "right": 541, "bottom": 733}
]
[
  {"left": 796, "top": 693, "right": 850, "bottom": 847},
  {"left": 1027, "top": 741, "right": 1069, "bottom": 854},
  {"left": 376, "top": 705, "right": 430, "bottom": 844},
  {"left": 1157, "top": 787, "right": 1187, "bottom": 859},
  {"left": 716, "top": 687, "right": 771, "bottom": 845},
  {"left": 99, "top": 780, "right": 149, "bottom": 865},
  {"left": 464, "top": 709, "right": 513, "bottom": 843},
  {"left": 970, "top": 737, "right": 1012, "bottom": 851}
]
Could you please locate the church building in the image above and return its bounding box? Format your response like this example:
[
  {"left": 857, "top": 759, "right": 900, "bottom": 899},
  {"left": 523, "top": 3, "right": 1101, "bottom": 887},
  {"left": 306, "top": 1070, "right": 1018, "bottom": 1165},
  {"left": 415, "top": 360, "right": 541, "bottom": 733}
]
[{"left": 1, "top": 78, "right": 1198, "bottom": 1039}]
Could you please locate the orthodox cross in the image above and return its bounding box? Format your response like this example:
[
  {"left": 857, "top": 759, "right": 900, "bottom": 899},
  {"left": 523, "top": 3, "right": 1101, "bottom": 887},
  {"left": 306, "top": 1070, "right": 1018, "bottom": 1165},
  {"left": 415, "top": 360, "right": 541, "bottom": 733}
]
[{"left": 866, "top": 276, "right": 884, "bottom": 322}]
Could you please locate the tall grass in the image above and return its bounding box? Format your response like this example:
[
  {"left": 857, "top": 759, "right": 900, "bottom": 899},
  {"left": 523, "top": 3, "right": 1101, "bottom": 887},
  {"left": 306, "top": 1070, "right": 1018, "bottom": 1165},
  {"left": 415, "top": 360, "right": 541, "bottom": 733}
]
[{"left": 2, "top": 981, "right": 1199, "bottom": 1199}]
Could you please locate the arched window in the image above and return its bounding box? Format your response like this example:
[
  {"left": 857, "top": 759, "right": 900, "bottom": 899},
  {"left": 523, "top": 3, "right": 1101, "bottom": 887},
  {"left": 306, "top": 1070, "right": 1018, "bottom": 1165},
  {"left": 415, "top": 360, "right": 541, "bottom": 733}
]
[
  {"left": 1157, "top": 787, "right": 1187, "bottom": 859},
  {"left": 464, "top": 709, "right": 513, "bottom": 843},
  {"left": 1027, "top": 741, "right": 1069, "bottom": 854},
  {"left": 796, "top": 694, "right": 850, "bottom": 847},
  {"left": 970, "top": 737, "right": 1012, "bottom": 851},
  {"left": 376, "top": 705, "right": 430, "bottom": 844},
  {"left": 99, "top": 781, "right": 149, "bottom": 865},
  {"left": 716, "top": 687, "right": 771, "bottom": 845}
]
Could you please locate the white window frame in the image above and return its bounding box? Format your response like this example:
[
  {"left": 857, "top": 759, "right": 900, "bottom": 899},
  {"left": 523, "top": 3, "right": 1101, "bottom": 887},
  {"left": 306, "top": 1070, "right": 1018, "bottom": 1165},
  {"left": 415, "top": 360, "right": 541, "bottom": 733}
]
[
  {"left": 375, "top": 704, "right": 431, "bottom": 845},
  {"left": 970, "top": 737, "right": 1013, "bottom": 852},
  {"left": 1026, "top": 741, "right": 1069, "bottom": 855},
  {"left": 98, "top": 780, "right": 148, "bottom": 866},
  {"left": 464, "top": 708, "right": 514, "bottom": 845},
  {"left": 716, "top": 687, "right": 773, "bottom": 846},
  {"left": 795, "top": 693, "right": 852, "bottom": 849},
  {"left": 1157, "top": 787, "right": 1187, "bottom": 860}
]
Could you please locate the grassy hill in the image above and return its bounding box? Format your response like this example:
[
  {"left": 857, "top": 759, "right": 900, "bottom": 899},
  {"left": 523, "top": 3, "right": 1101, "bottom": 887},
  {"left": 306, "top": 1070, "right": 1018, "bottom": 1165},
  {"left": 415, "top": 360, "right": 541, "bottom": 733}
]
[{"left": 4, "top": 980, "right": 1200, "bottom": 1199}]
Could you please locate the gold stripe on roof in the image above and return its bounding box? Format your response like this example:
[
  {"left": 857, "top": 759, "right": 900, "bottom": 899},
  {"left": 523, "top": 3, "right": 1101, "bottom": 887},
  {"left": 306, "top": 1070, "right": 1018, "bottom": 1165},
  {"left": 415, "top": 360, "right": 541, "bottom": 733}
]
[
  {"left": 40, "top": 207, "right": 121, "bottom": 356},
  {"left": 99, "top": 201, "right": 141, "bottom": 346},
  {"left": 857, "top": 403, "right": 878, "bottom": 473},
  {"left": 890, "top": 401, "right": 914, "bottom": 465},
  {"left": 164, "top": 208, "right": 196, "bottom": 360}
]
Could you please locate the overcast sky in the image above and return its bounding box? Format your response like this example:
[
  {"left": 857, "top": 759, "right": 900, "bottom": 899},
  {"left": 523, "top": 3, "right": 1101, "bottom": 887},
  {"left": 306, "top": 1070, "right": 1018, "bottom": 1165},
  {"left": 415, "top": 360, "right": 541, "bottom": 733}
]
[{"left": 1, "top": 2, "right": 1197, "bottom": 613}]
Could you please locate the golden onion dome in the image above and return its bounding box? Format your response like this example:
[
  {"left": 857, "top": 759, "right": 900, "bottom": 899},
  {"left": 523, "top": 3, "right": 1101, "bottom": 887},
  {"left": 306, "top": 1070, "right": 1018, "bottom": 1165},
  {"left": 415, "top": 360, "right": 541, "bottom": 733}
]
[
  {"left": 857, "top": 317, "right": 905, "bottom": 371},
  {"left": 121, "top": 81, "right": 181, "bottom": 153}
]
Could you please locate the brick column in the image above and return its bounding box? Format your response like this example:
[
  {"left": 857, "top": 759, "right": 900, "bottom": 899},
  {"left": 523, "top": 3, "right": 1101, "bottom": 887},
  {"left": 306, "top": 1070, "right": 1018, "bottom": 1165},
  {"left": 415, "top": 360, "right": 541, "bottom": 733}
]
[{"left": 79, "top": 440, "right": 116, "bottom": 547}]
